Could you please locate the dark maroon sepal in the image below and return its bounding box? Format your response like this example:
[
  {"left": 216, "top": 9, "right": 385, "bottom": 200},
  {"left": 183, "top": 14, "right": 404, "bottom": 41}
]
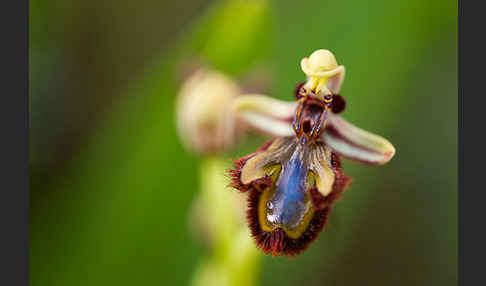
[{"left": 331, "top": 94, "right": 346, "bottom": 114}]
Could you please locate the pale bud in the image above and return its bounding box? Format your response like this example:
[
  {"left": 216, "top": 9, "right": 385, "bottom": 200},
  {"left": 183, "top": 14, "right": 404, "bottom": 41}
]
[{"left": 176, "top": 68, "right": 242, "bottom": 154}]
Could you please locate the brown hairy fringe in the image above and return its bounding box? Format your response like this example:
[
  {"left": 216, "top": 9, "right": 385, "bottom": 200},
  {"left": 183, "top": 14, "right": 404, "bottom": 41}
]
[
  {"left": 226, "top": 138, "right": 275, "bottom": 192},
  {"left": 246, "top": 152, "right": 352, "bottom": 256}
]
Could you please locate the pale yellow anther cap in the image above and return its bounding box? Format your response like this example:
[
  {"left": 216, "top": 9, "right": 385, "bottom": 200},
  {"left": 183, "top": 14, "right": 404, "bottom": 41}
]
[{"left": 301, "top": 49, "right": 344, "bottom": 78}]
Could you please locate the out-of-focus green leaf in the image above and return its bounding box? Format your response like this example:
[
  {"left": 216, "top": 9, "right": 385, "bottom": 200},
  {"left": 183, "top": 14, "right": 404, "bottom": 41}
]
[{"left": 30, "top": 1, "right": 271, "bottom": 286}]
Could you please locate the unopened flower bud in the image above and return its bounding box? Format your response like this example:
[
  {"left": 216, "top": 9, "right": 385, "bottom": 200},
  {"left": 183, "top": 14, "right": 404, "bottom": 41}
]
[{"left": 176, "top": 68, "right": 242, "bottom": 154}]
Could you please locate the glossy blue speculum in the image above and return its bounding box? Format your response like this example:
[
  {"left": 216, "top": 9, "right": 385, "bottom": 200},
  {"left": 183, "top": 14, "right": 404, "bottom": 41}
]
[{"left": 259, "top": 144, "right": 315, "bottom": 239}]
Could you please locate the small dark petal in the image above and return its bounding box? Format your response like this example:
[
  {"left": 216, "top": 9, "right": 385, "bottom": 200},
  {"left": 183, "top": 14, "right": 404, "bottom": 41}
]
[
  {"left": 324, "top": 95, "right": 332, "bottom": 100},
  {"left": 295, "top": 82, "right": 306, "bottom": 99},
  {"left": 331, "top": 94, "right": 346, "bottom": 114}
]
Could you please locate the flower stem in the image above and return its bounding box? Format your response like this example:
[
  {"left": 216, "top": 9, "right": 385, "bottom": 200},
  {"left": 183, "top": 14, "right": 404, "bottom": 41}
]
[{"left": 191, "top": 156, "right": 261, "bottom": 286}]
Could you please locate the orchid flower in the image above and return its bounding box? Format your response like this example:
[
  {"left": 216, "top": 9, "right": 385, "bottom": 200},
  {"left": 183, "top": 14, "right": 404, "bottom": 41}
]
[{"left": 228, "top": 49, "right": 396, "bottom": 256}]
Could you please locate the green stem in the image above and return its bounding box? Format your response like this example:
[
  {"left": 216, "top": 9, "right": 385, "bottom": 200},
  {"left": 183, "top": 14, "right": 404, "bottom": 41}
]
[{"left": 191, "top": 156, "right": 261, "bottom": 286}]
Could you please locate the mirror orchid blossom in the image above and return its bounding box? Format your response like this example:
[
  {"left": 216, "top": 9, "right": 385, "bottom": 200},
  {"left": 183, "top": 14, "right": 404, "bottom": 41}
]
[{"left": 228, "top": 49, "right": 396, "bottom": 256}]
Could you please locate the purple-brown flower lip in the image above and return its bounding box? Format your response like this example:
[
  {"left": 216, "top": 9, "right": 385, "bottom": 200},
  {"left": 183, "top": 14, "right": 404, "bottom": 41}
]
[{"left": 228, "top": 137, "right": 352, "bottom": 256}]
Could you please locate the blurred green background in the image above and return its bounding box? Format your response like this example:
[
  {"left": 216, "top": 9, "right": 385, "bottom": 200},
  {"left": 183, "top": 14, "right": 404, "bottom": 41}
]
[{"left": 30, "top": 0, "right": 457, "bottom": 285}]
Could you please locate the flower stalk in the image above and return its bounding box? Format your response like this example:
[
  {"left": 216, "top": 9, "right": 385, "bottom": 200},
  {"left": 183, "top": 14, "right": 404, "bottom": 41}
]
[{"left": 190, "top": 157, "right": 260, "bottom": 286}]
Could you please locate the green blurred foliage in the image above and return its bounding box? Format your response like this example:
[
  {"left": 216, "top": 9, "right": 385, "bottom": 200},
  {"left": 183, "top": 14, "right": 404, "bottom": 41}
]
[{"left": 30, "top": 0, "right": 457, "bottom": 285}]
